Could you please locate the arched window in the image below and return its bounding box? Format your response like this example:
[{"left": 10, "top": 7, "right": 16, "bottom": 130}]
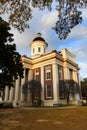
[
  {"left": 44, "top": 48, "right": 46, "bottom": 53},
  {"left": 38, "top": 47, "right": 41, "bottom": 52},
  {"left": 33, "top": 48, "right": 35, "bottom": 53}
]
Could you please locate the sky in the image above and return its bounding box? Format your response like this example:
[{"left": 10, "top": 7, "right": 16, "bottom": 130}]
[{"left": 2, "top": 4, "right": 87, "bottom": 79}]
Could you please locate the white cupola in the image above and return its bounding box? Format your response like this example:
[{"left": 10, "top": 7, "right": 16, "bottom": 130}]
[{"left": 30, "top": 33, "right": 48, "bottom": 58}]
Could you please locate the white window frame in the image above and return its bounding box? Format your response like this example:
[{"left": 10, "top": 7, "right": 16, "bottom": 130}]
[
  {"left": 46, "top": 84, "right": 52, "bottom": 98},
  {"left": 34, "top": 69, "right": 39, "bottom": 80},
  {"left": 45, "top": 66, "right": 51, "bottom": 80}
]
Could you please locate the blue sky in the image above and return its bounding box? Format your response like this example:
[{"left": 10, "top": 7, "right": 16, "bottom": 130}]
[{"left": 2, "top": 6, "right": 87, "bottom": 79}]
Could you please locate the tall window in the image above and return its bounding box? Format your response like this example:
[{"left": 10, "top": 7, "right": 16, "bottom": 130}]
[
  {"left": 33, "top": 68, "right": 40, "bottom": 81},
  {"left": 45, "top": 65, "right": 51, "bottom": 80},
  {"left": 0, "top": 91, "right": 2, "bottom": 97},
  {"left": 77, "top": 73, "right": 79, "bottom": 84},
  {"left": 59, "top": 66, "right": 63, "bottom": 80},
  {"left": 38, "top": 47, "right": 41, "bottom": 52},
  {"left": 33, "top": 48, "right": 35, "bottom": 53},
  {"left": 69, "top": 69, "right": 73, "bottom": 80},
  {"left": 25, "top": 69, "right": 29, "bottom": 82},
  {"left": 33, "top": 87, "right": 40, "bottom": 99},
  {"left": 58, "top": 65, "right": 65, "bottom": 99},
  {"left": 46, "top": 84, "right": 52, "bottom": 98},
  {"left": 33, "top": 68, "right": 41, "bottom": 100},
  {"left": 44, "top": 65, "right": 53, "bottom": 99}
]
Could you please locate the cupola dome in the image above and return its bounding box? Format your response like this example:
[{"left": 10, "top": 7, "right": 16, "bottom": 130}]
[
  {"left": 30, "top": 33, "right": 48, "bottom": 58},
  {"left": 33, "top": 33, "right": 45, "bottom": 42}
]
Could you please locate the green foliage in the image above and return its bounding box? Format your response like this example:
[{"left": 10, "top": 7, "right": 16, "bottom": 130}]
[
  {"left": 31, "top": 0, "right": 53, "bottom": 10},
  {"left": 22, "top": 80, "right": 42, "bottom": 95},
  {"left": 82, "top": 102, "right": 87, "bottom": 106},
  {"left": 0, "top": 0, "right": 32, "bottom": 32},
  {"left": 81, "top": 78, "right": 87, "bottom": 84},
  {"left": 0, "top": 102, "right": 13, "bottom": 109},
  {"left": 22, "top": 80, "right": 42, "bottom": 106},
  {"left": 81, "top": 78, "right": 87, "bottom": 100},
  {"left": 64, "top": 80, "right": 80, "bottom": 103},
  {"left": 0, "top": 17, "right": 24, "bottom": 89},
  {"left": 37, "top": 99, "right": 43, "bottom": 106},
  {"left": 0, "top": 0, "right": 87, "bottom": 39},
  {"left": 53, "top": 2, "right": 82, "bottom": 39}
]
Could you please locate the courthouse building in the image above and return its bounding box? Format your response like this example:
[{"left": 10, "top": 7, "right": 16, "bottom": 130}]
[{"left": 1, "top": 33, "right": 80, "bottom": 106}]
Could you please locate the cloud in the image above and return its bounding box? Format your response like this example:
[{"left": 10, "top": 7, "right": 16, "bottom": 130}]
[
  {"left": 70, "top": 43, "right": 87, "bottom": 61},
  {"left": 67, "top": 9, "right": 87, "bottom": 41},
  {"left": 27, "top": 9, "right": 60, "bottom": 51},
  {"left": 69, "top": 25, "right": 87, "bottom": 40},
  {"left": 10, "top": 28, "right": 35, "bottom": 56},
  {"left": 79, "top": 62, "right": 87, "bottom": 78},
  {"left": 69, "top": 43, "right": 87, "bottom": 78},
  {"left": 40, "top": 10, "right": 58, "bottom": 28},
  {"left": 82, "top": 9, "right": 87, "bottom": 19}
]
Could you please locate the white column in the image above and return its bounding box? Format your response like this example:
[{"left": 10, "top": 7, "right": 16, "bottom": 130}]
[
  {"left": 64, "top": 66, "right": 69, "bottom": 80},
  {"left": 41, "top": 66, "right": 44, "bottom": 100},
  {"left": 14, "top": 77, "right": 20, "bottom": 101},
  {"left": 9, "top": 87, "right": 14, "bottom": 101},
  {"left": 28, "top": 69, "right": 33, "bottom": 80},
  {"left": 52, "top": 63, "right": 59, "bottom": 102},
  {"left": 4, "top": 86, "right": 9, "bottom": 101},
  {"left": 73, "top": 71, "right": 77, "bottom": 82},
  {"left": 20, "top": 68, "right": 26, "bottom": 101},
  {"left": 27, "top": 69, "right": 31, "bottom": 102}
]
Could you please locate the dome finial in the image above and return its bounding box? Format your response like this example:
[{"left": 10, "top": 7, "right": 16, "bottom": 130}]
[{"left": 37, "top": 33, "right": 41, "bottom": 37}]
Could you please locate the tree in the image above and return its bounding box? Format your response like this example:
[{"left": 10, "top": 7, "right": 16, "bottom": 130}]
[
  {"left": 53, "top": 1, "right": 82, "bottom": 39},
  {"left": 81, "top": 78, "right": 87, "bottom": 100},
  {"left": 0, "top": 17, "right": 24, "bottom": 90},
  {"left": 64, "top": 80, "right": 80, "bottom": 104},
  {"left": 0, "top": 0, "right": 87, "bottom": 39},
  {"left": 22, "top": 80, "right": 42, "bottom": 106}
]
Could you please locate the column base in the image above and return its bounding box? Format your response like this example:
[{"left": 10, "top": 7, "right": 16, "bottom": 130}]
[
  {"left": 13, "top": 100, "right": 20, "bottom": 108},
  {"left": 13, "top": 100, "right": 31, "bottom": 107}
]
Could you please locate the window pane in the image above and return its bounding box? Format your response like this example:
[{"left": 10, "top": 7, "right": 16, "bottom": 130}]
[
  {"left": 34, "top": 68, "right": 40, "bottom": 81},
  {"left": 35, "top": 75, "right": 39, "bottom": 80},
  {"left": 59, "top": 80, "right": 65, "bottom": 99},
  {"left": 59, "top": 66, "right": 63, "bottom": 80},
  {"left": 38, "top": 47, "right": 41, "bottom": 52},
  {"left": 69, "top": 69, "right": 73, "bottom": 80},
  {"left": 46, "top": 84, "right": 52, "bottom": 98},
  {"left": 45, "top": 65, "right": 51, "bottom": 80},
  {"left": 46, "top": 66, "right": 51, "bottom": 71},
  {"left": 46, "top": 72, "right": 51, "bottom": 79},
  {"left": 58, "top": 65, "right": 65, "bottom": 99},
  {"left": 35, "top": 68, "right": 39, "bottom": 73}
]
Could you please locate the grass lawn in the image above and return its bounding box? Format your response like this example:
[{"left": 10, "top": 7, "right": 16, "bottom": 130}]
[{"left": 0, "top": 107, "right": 87, "bottom": 130}]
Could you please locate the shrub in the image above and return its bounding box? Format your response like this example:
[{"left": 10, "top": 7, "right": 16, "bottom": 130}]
[
  {"left": 0, "top": 103, "right": 4, "bottom": 108},
  {"left": 0, "top": 102, "right": 13, "bottom": 109},
  {"left": 82, "top": 102, "right": 87, "bottom": 106},
  {"left": 37, "top": 99, "right": 43, "bottom": 106}
]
